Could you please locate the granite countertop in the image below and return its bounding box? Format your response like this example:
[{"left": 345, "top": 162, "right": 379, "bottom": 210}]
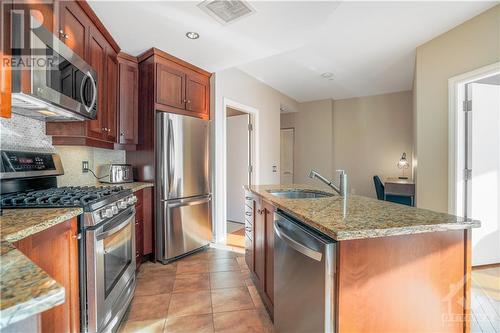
[
  {"left": 0, "top": 207, "right": 82, "bottom": 328},
  {"left": 246, "top": 184, "right": 480, "bottom": 241}
]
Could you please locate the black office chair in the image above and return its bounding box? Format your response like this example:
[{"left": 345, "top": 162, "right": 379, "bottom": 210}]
[
  {"left": 373, "top": 175, "right": 413, "bottom": 206},
  {"left": 373, "top": 176, "right": 385, "bottom": 200}
]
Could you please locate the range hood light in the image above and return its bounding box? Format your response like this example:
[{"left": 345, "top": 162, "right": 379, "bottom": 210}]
[{"left": 38, "top": 110, "right": 57, "bottom": 116}]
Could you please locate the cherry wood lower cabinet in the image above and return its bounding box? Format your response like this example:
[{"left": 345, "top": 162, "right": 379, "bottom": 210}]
[
  {"left": 245, "top": 191, "right": 275, "bottom": 318},
  {"left": 13, "top": 217, "right": 80, "bottom": 333},
  {"left": 337, "top": 229, "right": 471, "bottom": 333},
  {"left": 134, "top": 187, "right": 154, "bottom": 270}
]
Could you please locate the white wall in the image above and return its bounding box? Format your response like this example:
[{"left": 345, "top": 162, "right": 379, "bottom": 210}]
[
  {"left": 280, "top": 91, "right": 413, "bottom": 198},
  {"left": 414, "top": 5, "right": 500, "bottom": 212},
  {"left": 226, "top": 114, "right": 248, "bottom": 224},
  {"left": 281, "top": 99, "right": 334, "bottom": 188},
  {"left": 213, "top": 68, "right": 299, "bottom": 242},
  {"left": 332, "top": 91, "right": 413, "bottom": 197}
]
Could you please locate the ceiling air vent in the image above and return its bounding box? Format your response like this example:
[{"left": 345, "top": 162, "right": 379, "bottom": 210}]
[{"left": 198, "top": 0, "right": 255, "bottom": 25}]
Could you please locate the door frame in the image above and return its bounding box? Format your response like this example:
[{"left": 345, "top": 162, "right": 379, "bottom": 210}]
[
  {"left": 280, "top": 127, "right": 295, "bottom": 184},
  {"left": 447, "top": 61, "right": 500, "bottom": 215},
  {"left": 214, "top": 97, "right": 259, "bottom": 244}
]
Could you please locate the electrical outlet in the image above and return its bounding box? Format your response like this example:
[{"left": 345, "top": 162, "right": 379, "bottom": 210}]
[{"left": 82, "top": 161, "right": 89, "bottom": 173}]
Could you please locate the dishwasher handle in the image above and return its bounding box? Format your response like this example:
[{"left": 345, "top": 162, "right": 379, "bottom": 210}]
[{"left": 274, "top": 220, "right": 323, "bottom": 262}]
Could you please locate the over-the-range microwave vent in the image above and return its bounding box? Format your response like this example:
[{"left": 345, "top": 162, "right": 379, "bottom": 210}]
[{"left": 198, "top": 0, "right": 255, "bottom": 25}]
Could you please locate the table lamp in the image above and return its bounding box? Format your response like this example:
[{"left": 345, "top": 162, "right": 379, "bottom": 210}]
[{"left": 398, "top": 152, "right": 410, "bottom": 179}]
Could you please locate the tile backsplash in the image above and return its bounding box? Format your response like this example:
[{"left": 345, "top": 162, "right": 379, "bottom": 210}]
[
  {"left": 0, "top": 114, "right": 125, "bottom": 186},
  {"left": 55, "top": 146, "right": 125, "bottom": 186},
  {"left": 0, "top": 113, "right": 54, "bottom": 152}
]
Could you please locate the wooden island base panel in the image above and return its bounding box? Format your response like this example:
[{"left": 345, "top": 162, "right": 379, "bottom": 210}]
[
  {"left": 245, "top": 184, "right": 479, "bottom": 333},
  {"left": 337, "top": 229, "right": 471, "bottom": 333}
]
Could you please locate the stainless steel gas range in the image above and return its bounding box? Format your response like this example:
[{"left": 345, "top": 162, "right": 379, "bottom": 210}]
[{"left": 0, "top": 150, "right": 136, "bottom": 333}]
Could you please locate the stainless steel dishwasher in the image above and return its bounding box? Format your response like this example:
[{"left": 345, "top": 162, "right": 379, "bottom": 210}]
[{"left": 274, "top": 211, "right": 337, "bottom": 333}]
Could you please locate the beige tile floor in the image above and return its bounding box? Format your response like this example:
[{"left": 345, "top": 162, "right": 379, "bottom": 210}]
[{"left": 119, "top": 247, "right": 274, "bottom": 333}]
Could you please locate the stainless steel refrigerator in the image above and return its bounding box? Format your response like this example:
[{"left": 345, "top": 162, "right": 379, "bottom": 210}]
[{"left": 155, "top": 112, "right": 212, "bottom": 263}]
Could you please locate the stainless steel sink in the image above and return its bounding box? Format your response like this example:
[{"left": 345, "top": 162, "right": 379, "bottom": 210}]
[{"left": 268, "top": 190, "right": 334, "bottom": 199}]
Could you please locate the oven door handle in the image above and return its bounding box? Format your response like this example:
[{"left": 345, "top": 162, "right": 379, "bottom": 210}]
[{"left": 96, "top": 211, "right": 134, "bottom": 240}]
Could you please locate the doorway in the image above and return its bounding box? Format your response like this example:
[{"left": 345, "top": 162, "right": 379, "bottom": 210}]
[
  {"left": 225, "top": 107, "right": 253, "bottom": 248},
  {"left": 449, "top": 63, "right": 500, "bottom": 266},
  {"left": 449, "top": 63, "right": 500, "bottom": 333},
  {"left": 280, "top": 128, "right": 294, "bottom": 184},
  {"left": 464, "top": 75, "right": 500, "bottom": 266}
]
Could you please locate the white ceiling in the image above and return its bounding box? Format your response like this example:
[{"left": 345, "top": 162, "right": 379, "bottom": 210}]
[{"left": 89, "top": 1, "right": 497, "bottom": 102}]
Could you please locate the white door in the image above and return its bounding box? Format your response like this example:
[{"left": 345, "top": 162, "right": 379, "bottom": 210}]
[
  {"left": 226, "top": 114, "right": 250, "bottom": 224},
  {"left": 280, "top": 129, "right": 294, "bottom": 184},
  {"left": 466, "top": 81, "right": 500, "bottom": 266}
]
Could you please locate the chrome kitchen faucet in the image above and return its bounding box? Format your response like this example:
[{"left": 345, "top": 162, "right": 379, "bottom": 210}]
[{"left": 309, "top": 169, "right": 348, "bottom": 197}]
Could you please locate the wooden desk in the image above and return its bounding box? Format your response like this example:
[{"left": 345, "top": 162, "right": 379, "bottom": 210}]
[{"left": 383, "top": 178, "right": 415, "bottom": 205}]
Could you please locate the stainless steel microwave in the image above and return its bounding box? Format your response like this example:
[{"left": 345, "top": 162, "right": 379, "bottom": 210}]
[{"left": 10, "top": 13, "right": 97, "bottom": 121}]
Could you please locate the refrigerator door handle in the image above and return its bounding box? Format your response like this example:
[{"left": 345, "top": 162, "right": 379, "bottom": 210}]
[
  {"left": 159, "top": 113, "right": 169, "bottom": 199},
  {"left": 168, "top": 118, "right": 175, "bottom": 195},
  {"left": 163, "top": 195, "right": 211, "bottom": 208}
]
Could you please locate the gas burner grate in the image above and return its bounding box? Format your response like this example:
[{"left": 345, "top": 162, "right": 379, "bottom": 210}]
[{"left": 0, "top": 185, "right": 125, "bottom": 209}]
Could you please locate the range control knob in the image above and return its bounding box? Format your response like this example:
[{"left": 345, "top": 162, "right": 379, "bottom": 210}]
[
  {"left": 127, "top": 196, "right": 137, "bottom": 205},
  {"left": 102, "top": 208, "right": 114, "bottom": 219},
  {"left": 118, "top": 200, "right": 127, "bottom": 209},
  {"left": 111, "top": 205, "right": 119, "bottom": 215}
]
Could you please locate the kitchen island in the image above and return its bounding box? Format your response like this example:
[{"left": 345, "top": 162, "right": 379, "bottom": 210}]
[{"left": 244, "top": 184, "right": 480, "bottom": 333}]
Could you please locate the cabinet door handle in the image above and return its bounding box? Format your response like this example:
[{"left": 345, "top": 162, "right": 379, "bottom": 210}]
[
  {"left": 245, "top": 212, "right": 252, "bottom": 216},
  {"left": 245, "top": 196, "right": 252, "bottom": 200},
  {"left": 186, "top": 100, "right": 191, "bottom": 104},
  {"left": 120, "top": 132, "right": 124, "bottom": 136},
  {"left": 183, "top": 99, "right": 187, "bottom": 103}
]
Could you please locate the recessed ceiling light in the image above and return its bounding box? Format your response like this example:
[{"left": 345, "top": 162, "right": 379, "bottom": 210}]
[
  {"left": 321, "top": 72, "right": 334, "bottom": 80},
  {"left": 186, "top": 32, "right": 200, "bottom": 40}
]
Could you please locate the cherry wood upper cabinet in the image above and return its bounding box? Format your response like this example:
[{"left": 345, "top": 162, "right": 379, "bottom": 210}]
[
  {"left": 117, "top": 53, "right": 138, "bottom": 147},
  {"left": 46, "top": 0, "right": 122, "bottom": 149},
  {"left": 87, "top": 26, "right": 107, "bottom": 140},
  {"left": 186, "top": 73, "right": 209, "bottom": 115},
  {"left": 138, "top": 48, "right": 211, "bottom": 120},
  {"left": 13, "top": 217, "right": 80, "bottom": 333},
  {"left": 106, "top": 48, "right": 118, "bottom": 142},
  {"left": 156, "top": 63, "right": 186, "bottom": 110},
  {"left": 58, "top": 1, "right": 88, "bottom": 60}
]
